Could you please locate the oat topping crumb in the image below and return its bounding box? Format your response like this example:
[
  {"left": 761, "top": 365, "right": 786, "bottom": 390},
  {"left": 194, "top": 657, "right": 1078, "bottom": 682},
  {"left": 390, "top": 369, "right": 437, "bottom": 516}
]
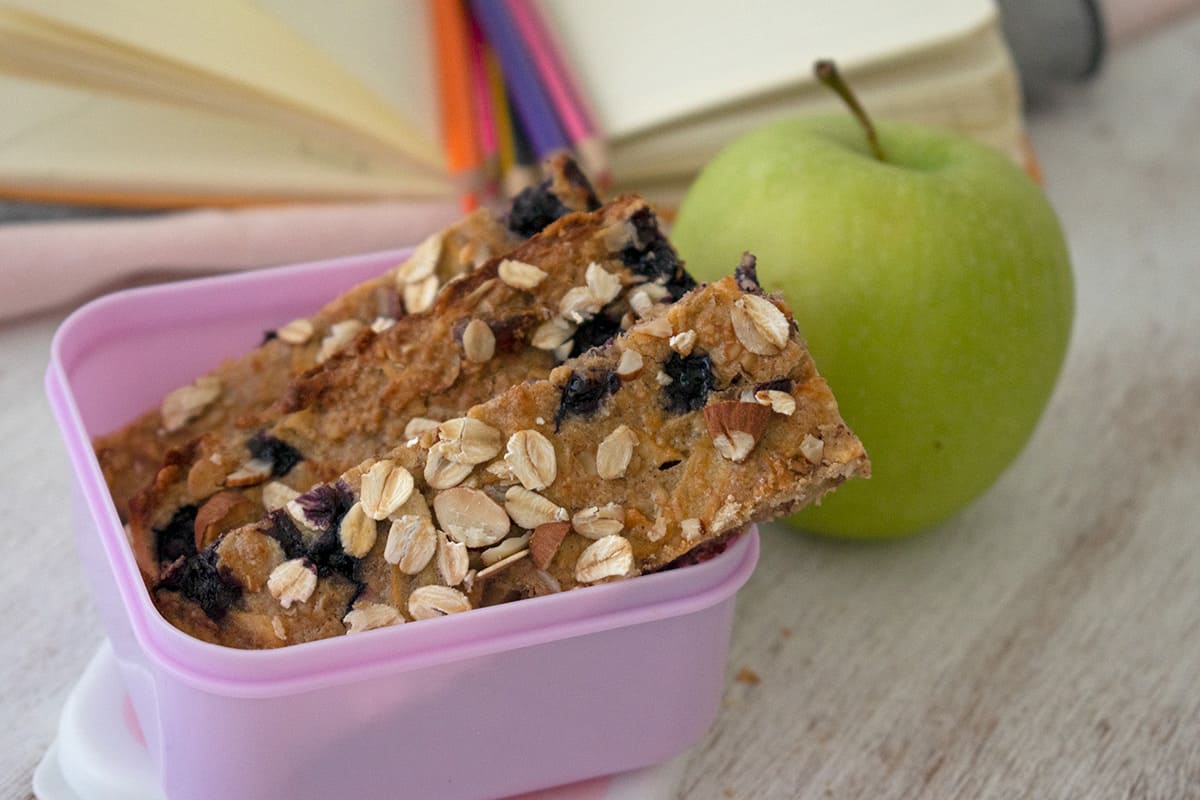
[
  {"left": 647, "top": 517, "right": 668, "bottom": 543},
  {"left": 572, "top": 503, "right": 626, "bottom": 539},
  {"left": 402, "top": 274, "right": 439, "bottom": 314},
  {"left": 160, "top": 376, "right": 222, "bottom": 433},
  {"left": 404, "top": 416, "right": 441, "bottom": 439},
  {"left": 434, "top": 487, "right": 511, "bottom": 547},
  {"left": 462, "top": 318, "right": 496, "bottom": 363},
  {"left": 338, "top": 502, "right": 378, "bottom": 557},
  {"left": 267, "top": 558, "right": 317, "bottom": 609},
  {"left": 224, "top": 457, "right": 274, "bottom": 488},
  {"left": 504, "top": 486, "right": 569, "bottom": 529},
  {"left": 615, "top": 348, "right": 644, "bottom": 379},
  {"left": 360, "top": 459, "right": 415, "bottom": 520},
  {"left": 585, "top": 262, "right": 623, "bottom": 305},
  {"left": 262, "top": 481, "right": 300, "bottom": 513},
  {"left": 799, "top": 434, "right": 825, "bottom": 465},
  {"left": 370, "top": 316, "right": 397, "bottom": 334},
  {"left": 755, "top": 389, "right": 796, "bottom": 415},
  {"left": 497, "top": 258, "right": 549, "bottom": 289},
  {"left": 560, "top": 285, "right": 604, "bottom": 324},
  {"left": 424, "top": 443, "right": 475, "bottom": 489},
  {"left": 408, "top": 585, "right": 472, "bottom": 620},
  {"left": 669, "top": 329, "right": 698, "bottom": 356},
  {"left": 276, "top": 318, "right": 315, "bottom": 345},
  {"left": 575, "top": 535, "right": 634, "bottom": 584},
  {"left": 343, "top": 603, "right": 404, "bottom": 634},
  {"left": 385, "top": 514, "right": 437, "bottom": 574},
  {"left": 316, "top": 319, "right": 366, "bottom": 363},
  {"left": 596, "top": 425, "right": 637, "bottom": 480},
  {"left": 505, "top": 429, "right": 558, "bottom": 490},
  {"left": 629, "top": 289, "right": 654, "bottom": 317},
  {"left": 532, "top": 316, "right": 577, "bottom": 351},
  {"left": 730, "top": 295, "right": 789, "bottom": 355},
  {"left": 436, "top": 533, "right": 470, "bottom": 585},
  {"left": 437, "top": 417, "right": 503, "bottom": 465},
  {"left": 395, "top": 231, "right": 444, "bottom": 286},
  {"left": 640, "top": 316, "right": 674, "bottom": 339}
]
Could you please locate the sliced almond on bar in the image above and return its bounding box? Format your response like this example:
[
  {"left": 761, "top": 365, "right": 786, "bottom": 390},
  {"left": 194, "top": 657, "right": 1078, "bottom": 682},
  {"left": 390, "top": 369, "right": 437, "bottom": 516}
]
[
  {"left": 703, "top": 401, "right": 772, "bottom": 463},
  {"left": 530, "top": 521, "right": 570, "bottom": 570}
]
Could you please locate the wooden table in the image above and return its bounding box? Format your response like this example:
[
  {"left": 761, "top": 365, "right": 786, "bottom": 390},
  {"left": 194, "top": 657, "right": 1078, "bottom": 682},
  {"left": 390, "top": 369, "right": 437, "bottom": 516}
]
[{"left": 3, "top": 17, "right": 1198, "bottom": 800}]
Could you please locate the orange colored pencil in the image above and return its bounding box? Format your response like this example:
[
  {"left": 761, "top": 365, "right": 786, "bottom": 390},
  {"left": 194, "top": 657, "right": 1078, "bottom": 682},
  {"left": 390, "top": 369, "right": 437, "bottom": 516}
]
[{"left": 430, "top": 0, "right": 482, "bottom": 210}]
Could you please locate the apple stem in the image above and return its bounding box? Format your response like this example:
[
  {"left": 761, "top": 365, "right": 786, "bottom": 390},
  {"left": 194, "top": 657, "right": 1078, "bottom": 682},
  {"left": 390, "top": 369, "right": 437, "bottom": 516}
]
[{"left": 814, "top": 60, "right": 887, "bottom": 163}]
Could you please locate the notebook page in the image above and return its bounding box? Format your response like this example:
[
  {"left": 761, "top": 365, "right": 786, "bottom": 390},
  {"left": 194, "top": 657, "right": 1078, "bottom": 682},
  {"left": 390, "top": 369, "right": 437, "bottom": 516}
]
[
  {"left": 1, "top": 0, "right": 441, "bottom": 168},
  {"left": 250, "top": 0, "right": 440, "bottom": 147},
  {"left": 535, "top": 0, "right": 996, "bottom": 140},
  {"left": 0, "top": 79, "right": 451, "bottom": 203}
]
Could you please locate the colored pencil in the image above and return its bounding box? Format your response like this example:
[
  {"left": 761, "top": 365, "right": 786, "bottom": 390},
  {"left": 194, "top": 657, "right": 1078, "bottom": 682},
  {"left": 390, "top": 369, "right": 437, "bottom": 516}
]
[
  {"left": 504, "top": 0, "right": 609, "bottom": 187},
  {"left": 468, "top": 0, "right": 568, "bottom": 160},
  {"left": 504, "top": 88, "right": 539, "bottom": 198},
  {"left": 430, "top": 0, "right": 482, "bottom": 210},
  {"left": 467, "top": 14, "right": 500, "bottom": 198},
  {"left": 486, "top": 42, "right": 516, "bottom": 179}
]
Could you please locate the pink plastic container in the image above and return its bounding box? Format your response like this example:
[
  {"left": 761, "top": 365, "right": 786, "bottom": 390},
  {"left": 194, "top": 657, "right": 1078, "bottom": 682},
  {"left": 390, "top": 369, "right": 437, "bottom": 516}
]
[{"left": 45, "top": 249, "right": 760, "bottom": 800}]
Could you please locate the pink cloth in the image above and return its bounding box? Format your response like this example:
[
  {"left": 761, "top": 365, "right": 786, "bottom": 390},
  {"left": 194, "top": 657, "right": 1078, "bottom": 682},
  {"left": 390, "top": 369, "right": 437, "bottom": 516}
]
[{"left": 0, "top": 200, "right": 461, "bottom": 321}]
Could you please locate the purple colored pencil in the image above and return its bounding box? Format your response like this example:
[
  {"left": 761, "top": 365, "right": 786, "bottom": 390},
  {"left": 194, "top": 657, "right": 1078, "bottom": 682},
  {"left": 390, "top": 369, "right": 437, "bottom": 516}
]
[
  {"left": 504, "top": 0, "right": 608, "bottom": 184},
  {"left": 469, "top": 0, "right": 568, "bottom": 159}
]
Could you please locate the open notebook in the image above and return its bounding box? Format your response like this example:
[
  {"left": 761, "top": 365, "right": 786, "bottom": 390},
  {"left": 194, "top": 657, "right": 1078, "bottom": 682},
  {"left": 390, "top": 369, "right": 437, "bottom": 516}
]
[{"left": 0, "top": 0, "right": 1022, "bottom": 207}]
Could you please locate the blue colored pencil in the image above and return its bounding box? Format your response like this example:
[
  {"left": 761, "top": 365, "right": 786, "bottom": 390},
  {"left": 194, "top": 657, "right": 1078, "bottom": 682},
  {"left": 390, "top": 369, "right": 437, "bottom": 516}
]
[{"left": 469, "top": 0, "right": 568, "bottom": 160}]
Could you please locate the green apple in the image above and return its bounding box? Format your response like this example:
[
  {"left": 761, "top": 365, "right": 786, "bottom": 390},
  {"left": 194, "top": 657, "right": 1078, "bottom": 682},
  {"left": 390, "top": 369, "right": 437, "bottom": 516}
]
[{"left": 672, "top": 91, "right": 1073, "bottom": 538}]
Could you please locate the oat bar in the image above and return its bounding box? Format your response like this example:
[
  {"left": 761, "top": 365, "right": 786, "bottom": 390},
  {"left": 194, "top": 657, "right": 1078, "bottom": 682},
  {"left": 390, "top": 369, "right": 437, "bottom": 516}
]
[
  {"left": 94, "top": 155, "right": 600, "bottom": 520},
  {"left": 129, "top": 193, "right": 693, "bottom": 584},
  {"left": 153, "top": 263, "right": 869, "bottom": 648}
]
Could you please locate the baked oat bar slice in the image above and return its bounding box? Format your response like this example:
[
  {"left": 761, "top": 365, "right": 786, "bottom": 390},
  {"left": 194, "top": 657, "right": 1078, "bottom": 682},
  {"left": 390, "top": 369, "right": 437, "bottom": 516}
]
[
  {"left": 130, "top": 193, "right": 694, "bottom": 584},
  {"left": 153, "top": 263, "right": 869, "bottom": 648},
  {"left": 94, "top": 154, "right": 600, "bottom": 520}
]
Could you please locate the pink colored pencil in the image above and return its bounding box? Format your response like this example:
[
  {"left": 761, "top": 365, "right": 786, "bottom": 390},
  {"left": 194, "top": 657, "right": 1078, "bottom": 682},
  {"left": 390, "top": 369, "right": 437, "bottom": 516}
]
[
  {"left": 467, "top": 15, "right": 501, "bottom": 197},
  {"left": 504, "top": 0, "right": 609, "bottom": 187}
]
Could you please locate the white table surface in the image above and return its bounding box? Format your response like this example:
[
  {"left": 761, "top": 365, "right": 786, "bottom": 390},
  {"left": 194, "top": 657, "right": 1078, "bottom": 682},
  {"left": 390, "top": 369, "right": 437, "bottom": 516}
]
[{"left": 3, "top": 17, "right": 1199, "bottom": 800}]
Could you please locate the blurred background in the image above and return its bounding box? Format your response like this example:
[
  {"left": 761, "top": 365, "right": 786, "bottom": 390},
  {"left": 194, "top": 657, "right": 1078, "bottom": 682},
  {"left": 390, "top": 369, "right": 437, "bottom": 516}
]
[{"left": 0, "top": 0, "right": 1195, "bottom": 321}]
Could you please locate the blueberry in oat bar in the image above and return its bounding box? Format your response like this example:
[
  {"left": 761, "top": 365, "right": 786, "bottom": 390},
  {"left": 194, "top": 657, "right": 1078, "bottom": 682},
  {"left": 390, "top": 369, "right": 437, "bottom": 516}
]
[
  {"left": 94, "top": 154, "right": 598, "bottom": 522},
  {"left": 153, "top": 264, "right": 869, "bottom": 648},
  {"left": 129, "top": 193, "right": 691, "bottom": 584}
]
